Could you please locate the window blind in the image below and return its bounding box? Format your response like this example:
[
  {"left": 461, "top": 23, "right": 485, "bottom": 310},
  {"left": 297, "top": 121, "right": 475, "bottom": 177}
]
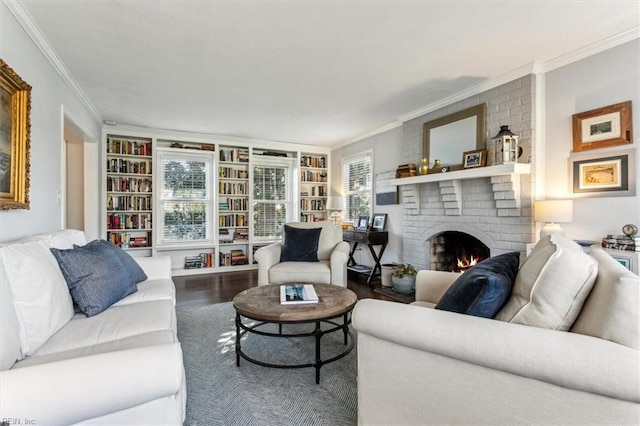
[
  {"left": 253, "top": 163, "right": 290, "bottom": 239},
  {"left": 342, "top": 152, "right": 372, "bottom": 222}
]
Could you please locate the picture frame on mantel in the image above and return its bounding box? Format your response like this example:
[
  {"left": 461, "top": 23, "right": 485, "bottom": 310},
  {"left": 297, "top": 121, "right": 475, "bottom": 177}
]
[
  {"left": 568, "top": 149, "right": 635, "bottom": 198},
  {"left": 572, "top": 100, "right": 632, "bottom": 152},
  {"left": 0, "top": 58, "right": 31, "bottom": 210},
  {"left": 462, "top": 149, "right": 487, "bottom": 169}
]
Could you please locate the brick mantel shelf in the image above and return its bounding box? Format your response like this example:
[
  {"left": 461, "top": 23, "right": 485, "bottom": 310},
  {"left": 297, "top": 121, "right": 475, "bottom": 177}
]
[{"left": 386, "top": 163, "right": 531, "bottom": 217}]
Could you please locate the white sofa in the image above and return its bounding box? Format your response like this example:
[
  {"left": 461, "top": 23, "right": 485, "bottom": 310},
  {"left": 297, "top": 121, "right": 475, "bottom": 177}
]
[
  {"left": 254, "top": 221, "right": 350, "bottom": 287},
  {"left": 353, "top": 235, "right": 639, "bottom": 425},
  {"left": 0, "top": 230, "right": 186, "bottom": 425}
]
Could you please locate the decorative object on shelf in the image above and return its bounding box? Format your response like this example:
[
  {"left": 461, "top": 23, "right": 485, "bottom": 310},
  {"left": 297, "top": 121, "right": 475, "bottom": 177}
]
[
  {"left": 355, "top": 216, "right": 369, "bottom": 232},
  {"left": 572, "top": 100, "right": 632, "bottom": 152},
  {"left": 371, "top": 213, "right": 387, "bottom": 232},
  {"left": 462, "top": 149, "right": 487, "bottom": 169},
  {"left": 492, "top": 125, "right": 520, "bottom": 165},
  {"left": 623, "top": 224, "right": 638, "bottom": 237},
  {"left": 395, "top": 163, "right": 417, "bottom": 178},
  {"left": 391, "top": 263, "right": 417, "bottom": 294},
  {"left": 326, "top": 195, "right": 346, "bottom": 225},
  {"left": 418, "top": 157, "right": 429, "bottom": 175},
  {"left": 0, "top": 58, "right": 31, "bottom": 210},
  {"left": 569, "top": 149, "right": 635, "bottom": 197},
  {"left": 534, "top": 199, "right": 573, "bottom": 239},
  {"left": 441, "top": 166, "right": 448, "bottom": 173},
  {"left": 433, "top": 159, "right": 441, "bottom": 168}
]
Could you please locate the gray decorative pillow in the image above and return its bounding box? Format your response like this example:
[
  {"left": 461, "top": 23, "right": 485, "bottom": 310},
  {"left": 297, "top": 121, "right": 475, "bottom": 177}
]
[
  {"left": 83, "top": 239, "right": 147, "bottom": 284},
  {"left": 51, "top": 243, "right": 137, "bottom": 317}
]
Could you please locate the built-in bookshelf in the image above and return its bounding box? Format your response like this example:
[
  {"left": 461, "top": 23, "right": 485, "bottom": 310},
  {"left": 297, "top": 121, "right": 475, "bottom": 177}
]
[
  {"left": 105, "top": 135, "right": 153, "bottom": 252},
  {"left": 218, "top": 145, "right": 250, "bottom": 266},
  {"left": 299, "top": 153, "right": 328, "bottom": 222}
]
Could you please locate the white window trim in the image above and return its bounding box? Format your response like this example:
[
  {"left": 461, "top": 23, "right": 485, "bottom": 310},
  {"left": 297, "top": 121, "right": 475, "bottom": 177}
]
[{"left": 342, "top": 150, "right": 373, "bottom": 223}]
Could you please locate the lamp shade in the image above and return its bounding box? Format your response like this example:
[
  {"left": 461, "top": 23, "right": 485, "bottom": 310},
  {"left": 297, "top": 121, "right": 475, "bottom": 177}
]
[
  {"left": 534, "top": 200, "right": 573, "bottom": 223},
  {"left": 326, "top": 196, "right": 346, "bottom": 211}
]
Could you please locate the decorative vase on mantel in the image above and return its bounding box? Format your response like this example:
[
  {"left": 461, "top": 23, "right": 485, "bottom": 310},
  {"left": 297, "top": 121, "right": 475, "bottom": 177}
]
[{"left": 418, "top": 157, "right": 429, "bottom": 175}]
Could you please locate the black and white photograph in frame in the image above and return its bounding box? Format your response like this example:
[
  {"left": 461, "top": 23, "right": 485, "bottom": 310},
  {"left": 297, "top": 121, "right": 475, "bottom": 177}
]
[
  {"left": 356, "top": 216, "right": 369, "bottom": 231},
  {"left": 371, "top": 213, "right": 387, "bottom": 231}
]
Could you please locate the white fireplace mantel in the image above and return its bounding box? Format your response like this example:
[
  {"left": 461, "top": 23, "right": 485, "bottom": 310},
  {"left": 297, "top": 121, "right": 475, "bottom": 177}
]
[{"left": 386, "top": 163, "right": 531, "bottom": 217}]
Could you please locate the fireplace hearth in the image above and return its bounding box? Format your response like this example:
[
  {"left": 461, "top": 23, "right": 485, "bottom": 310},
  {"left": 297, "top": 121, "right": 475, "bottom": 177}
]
[{"left": 429, "top": 231, "right": 490, "bottom": 272}]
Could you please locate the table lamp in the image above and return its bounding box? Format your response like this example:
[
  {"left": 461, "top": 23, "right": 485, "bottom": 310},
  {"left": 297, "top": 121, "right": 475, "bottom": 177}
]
[
  {"left": 534, "top": 199, "right": 573, "bottom": 239},
  {"left": 326, "top": 196, "right": 346, "bottom": 225}
]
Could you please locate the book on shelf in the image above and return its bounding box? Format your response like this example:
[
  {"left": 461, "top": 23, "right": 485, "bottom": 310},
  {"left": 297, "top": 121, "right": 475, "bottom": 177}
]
[
  {"left": 601, "top": 241, "right": 639, "bottom": 252},
  {"left": 280, "top": 284, "right": 319, "bottom": 305}
]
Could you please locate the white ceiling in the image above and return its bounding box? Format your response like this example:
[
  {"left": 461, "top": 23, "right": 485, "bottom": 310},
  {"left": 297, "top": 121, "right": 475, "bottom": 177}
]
[{"left": 17, "top": 1, "right": 640, "bottom": 147}]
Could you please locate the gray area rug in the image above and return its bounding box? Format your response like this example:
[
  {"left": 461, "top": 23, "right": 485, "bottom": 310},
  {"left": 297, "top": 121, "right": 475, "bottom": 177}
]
[{"left": 177, "top": 302, "right": 357, "bottom": 425}]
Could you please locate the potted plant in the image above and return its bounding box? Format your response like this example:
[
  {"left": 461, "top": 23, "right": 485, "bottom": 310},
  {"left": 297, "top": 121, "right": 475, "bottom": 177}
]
[{"left": 391, "top": 263, "right": 417, "bottom": 293}]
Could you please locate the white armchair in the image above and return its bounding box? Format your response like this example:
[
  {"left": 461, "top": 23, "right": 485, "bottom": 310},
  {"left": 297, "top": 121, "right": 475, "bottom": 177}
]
[{"left": 254, "top": 221, "right": 350, "bottom": 287}]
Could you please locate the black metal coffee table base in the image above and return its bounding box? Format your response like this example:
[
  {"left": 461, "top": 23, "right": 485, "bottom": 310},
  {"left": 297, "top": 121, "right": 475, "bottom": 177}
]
[{"left": 235, "top": 312, "right": 354, "bottom": 384}]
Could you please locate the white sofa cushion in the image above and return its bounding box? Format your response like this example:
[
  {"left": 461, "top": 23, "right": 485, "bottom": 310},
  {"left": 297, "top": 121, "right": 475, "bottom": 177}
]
[
  {"left": 496, "top": 234, "right": 598, "bottom": 331},
  {"left": 268, "top": 260, "right": 331, "bottom": 284},
  {"left": 571, "top": 247, "right": 640, "bottom": 349},
  {"left": 1, "top": 240, "right": 74, "bottom": 358},
  {"left": 0, "top": 266, "right": 21, "bottom": 370}
]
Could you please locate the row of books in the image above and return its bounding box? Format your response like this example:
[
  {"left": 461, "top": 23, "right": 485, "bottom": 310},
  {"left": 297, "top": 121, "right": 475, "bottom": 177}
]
[
  {"left": 300, "top": 156, "right": 326, "bottom": 169},
  {"left": 396, "top": 163, "right": 417, "bottom": 178},
  {"left": 107, "top": 213, "right": 152, "bottom": 230},
  {"left": 219, "top": 167, "right": 248, "bottom": 179},
  {"left": 107, "top": 138, "right": 151, "bottom": 156},
  {"left": 219, "top": 148, "right": 249, "bottom": 163},
  {"left": 107, "top": 232, "right": 151, "bottom": 248},
  {"left": 220, "top": 249, "right": 248, "bottom": 266},
  {"left": 219, "top": 214, "right": 248, "bottom": 227},
  {"left": 300, "top": 170, "right": 327, "bottom": 183},
  {"left": 107, "top": 177, "right": 152, "bottom": 193},
  {"left": 107, "top": 195, "right": 152, "bottom": 211},
  {"left": 219, "top": 198, "right": 248, "bottom": 211},
  {"left": 184, "top": 252, "right": 214, "bottom": 269},
  {"left": 300, "top": 213, "right": 326, "bottom": 222},
  {"left": 107, "top": 158, "right": 152, "bottom": 175},
  {"left": 300, "top": 198, "right": 326, "bottom": 211},
  {"left": 219, "top": 182, "right": 248, "bottom": 195},
  {"left": 300, "top": 186, "right": 327, "bottom": 197},
  {"left": 601, "top": 235, "right": 640, "bottom": 252}
]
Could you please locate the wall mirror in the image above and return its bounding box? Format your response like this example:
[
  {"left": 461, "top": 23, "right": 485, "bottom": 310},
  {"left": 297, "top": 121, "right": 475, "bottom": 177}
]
[{"left": 423, "top": 103, "right": 486, "bottom": 171}]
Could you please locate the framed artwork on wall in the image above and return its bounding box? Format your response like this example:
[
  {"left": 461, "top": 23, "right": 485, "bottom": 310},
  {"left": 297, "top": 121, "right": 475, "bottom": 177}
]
[
  {"left": 568, "top": 149, "right": 635, "bottom": 197},
  {"left": 0, "top": 58, "right": 31, "bottom": 210},
  {"left": 572, "top": 101, "right": 632, "bottom": 152}
]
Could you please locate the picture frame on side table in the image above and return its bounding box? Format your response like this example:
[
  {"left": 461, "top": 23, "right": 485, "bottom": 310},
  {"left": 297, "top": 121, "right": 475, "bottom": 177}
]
[
  {"left": 371, "top": 213, "right": 387, "bottom": 231},
  {"left": 0, "top": 58, "right": 31, "bottom": 210},
  {"left": 462, "top": 149, "right": 487, "bottom": 169},
  {"left": 569, "top": 149, "right": 635, "bottom": 197},
  {"left": 356, "top": 216, "right": 369, "bottom": 232},
  {"left": 572, "top": 101, "right": 632, "bottom": 152}
]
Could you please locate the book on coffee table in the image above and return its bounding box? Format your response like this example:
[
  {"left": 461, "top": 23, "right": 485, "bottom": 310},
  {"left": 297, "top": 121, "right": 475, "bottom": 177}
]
[{"left": 280, "top": 284, "right": 319, "bottom": 304}]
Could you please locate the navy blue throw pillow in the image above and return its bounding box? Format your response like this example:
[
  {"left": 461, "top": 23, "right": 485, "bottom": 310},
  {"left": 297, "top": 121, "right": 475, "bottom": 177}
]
[
  {"left": 51, "top": 243, "right": 138, "bottom": 317},
  {"left": 435, "top": 252, "right": 520, "bottom": 318},
  {"left": 280, "top": 225, "right": 322, "bottom": 262}
]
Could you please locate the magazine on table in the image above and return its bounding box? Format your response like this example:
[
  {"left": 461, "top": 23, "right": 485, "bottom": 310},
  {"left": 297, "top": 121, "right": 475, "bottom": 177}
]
[{"left": 280, "top": 284, "right": 319, "bottom": 304}]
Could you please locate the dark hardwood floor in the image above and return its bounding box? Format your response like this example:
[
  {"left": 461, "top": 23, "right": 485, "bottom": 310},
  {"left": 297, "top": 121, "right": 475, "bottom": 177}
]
[{"left": 174, "top": 269, "right": 398, "bottom": 309}]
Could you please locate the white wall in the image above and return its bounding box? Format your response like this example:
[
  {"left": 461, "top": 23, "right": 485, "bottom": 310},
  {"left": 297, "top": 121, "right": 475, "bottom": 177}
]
[
  {"left": 544, "top": 39, "right": 640, "bottom": 241},
  {"left": 331, "top": 125, "right": 404, "bottom": 266},
  {"left": 0, "top": 3, "right": 101, "bottom": 242}
]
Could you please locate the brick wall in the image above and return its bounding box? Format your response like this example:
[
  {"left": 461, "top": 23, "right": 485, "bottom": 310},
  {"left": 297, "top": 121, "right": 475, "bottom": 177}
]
[{"left": 399, "top": 75, "right": 537, "bottom": 270}]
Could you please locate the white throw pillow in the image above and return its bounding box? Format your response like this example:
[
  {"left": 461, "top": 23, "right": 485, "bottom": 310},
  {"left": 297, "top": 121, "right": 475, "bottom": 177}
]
[
  {"left": 571, "top": 247, "right": 639, "bottom": 349},
  {"left": 495, "top": 234, "right": 598, "bottom": 331},
  {"left": 0, "top": 266, "right": 21, "bottom": 370},
  {"left": 1, "top": 240, "right": 74, "bottom": 358}
]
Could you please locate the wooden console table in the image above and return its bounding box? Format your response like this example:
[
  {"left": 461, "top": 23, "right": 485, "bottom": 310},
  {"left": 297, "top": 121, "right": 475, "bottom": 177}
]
[{"left": 343, "top": 230, "right": 388, "bottom": 285}]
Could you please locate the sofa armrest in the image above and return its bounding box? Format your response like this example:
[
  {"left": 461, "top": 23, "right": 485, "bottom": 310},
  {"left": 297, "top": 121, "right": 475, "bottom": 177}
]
[
  {"left": 135, "top": 255, "right": 172, "bottom": 280},
  {"left": 330, "top": 241, "right": 350, "bottom": 287},
  {"left": 414, "top": 269, "right": 460, "bottom": 304},
  {"left": 353, "top": 299, "right": 640, "bottom": 403},
  {"left": 254, "top": 242, "right": 283, "bottom": 285},
  {"left": 0, "top": 343, "right": 184, "bottom": 425}
]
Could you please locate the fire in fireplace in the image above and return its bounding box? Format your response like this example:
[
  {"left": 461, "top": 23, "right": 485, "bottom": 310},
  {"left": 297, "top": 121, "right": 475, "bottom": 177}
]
[{"left": 430, "top": 231, "right": 490, "bottom": 272}]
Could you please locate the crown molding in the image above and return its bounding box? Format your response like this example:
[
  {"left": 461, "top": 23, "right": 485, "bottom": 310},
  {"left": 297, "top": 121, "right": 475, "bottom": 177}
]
[
  {"left": 539, "top": 26, "right": 639, "bottom": 73},
  {"left": 6, "top": 0, "right": 102, "bottom": 124}
]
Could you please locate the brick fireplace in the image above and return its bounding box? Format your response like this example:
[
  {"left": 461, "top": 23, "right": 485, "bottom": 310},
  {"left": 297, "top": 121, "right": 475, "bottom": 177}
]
[{"left": 394, "top": 74, "right": 538, "bottom": 271}]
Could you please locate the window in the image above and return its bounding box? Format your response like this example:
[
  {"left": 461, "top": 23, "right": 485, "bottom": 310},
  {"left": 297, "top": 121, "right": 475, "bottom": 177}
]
[
  {"left": 342, "top": 152, "right": 372, "bottom": 222},
  {"left": 252, "top": 158, "right": 293, "bottom": 240},
  {"left": 157, "top": 150, "right": 214, "bottom": 244}
]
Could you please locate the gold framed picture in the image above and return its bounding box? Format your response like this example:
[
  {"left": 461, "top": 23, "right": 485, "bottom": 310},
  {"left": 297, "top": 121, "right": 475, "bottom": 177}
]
[
  {"left": 462, "top": 149, "right": 487, "bottom": 169},
  {"left": 569, "top": 149, "right": 635, "bottom": 198},
  {"left": 572, "top": 101, "right": 632, "bottom": 152},
  {"left": 0, "top": 58, "right": 31, "bottom": 210}
]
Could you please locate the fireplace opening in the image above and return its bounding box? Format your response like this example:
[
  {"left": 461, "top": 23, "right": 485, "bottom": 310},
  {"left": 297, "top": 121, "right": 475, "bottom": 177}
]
[{"left": 429, "top": 231, "right": 490, "bottom": 272}]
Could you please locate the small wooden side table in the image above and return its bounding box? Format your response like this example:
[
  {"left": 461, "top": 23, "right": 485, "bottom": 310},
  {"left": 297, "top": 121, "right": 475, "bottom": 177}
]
[{"left": 343, "top": 230, "right": 388, "bottom": 285}]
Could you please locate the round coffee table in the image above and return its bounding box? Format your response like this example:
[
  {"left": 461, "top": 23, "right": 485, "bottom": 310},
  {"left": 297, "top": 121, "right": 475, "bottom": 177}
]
[{"left": 232, "top": 283, "right": 357, "bottom": 384}]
